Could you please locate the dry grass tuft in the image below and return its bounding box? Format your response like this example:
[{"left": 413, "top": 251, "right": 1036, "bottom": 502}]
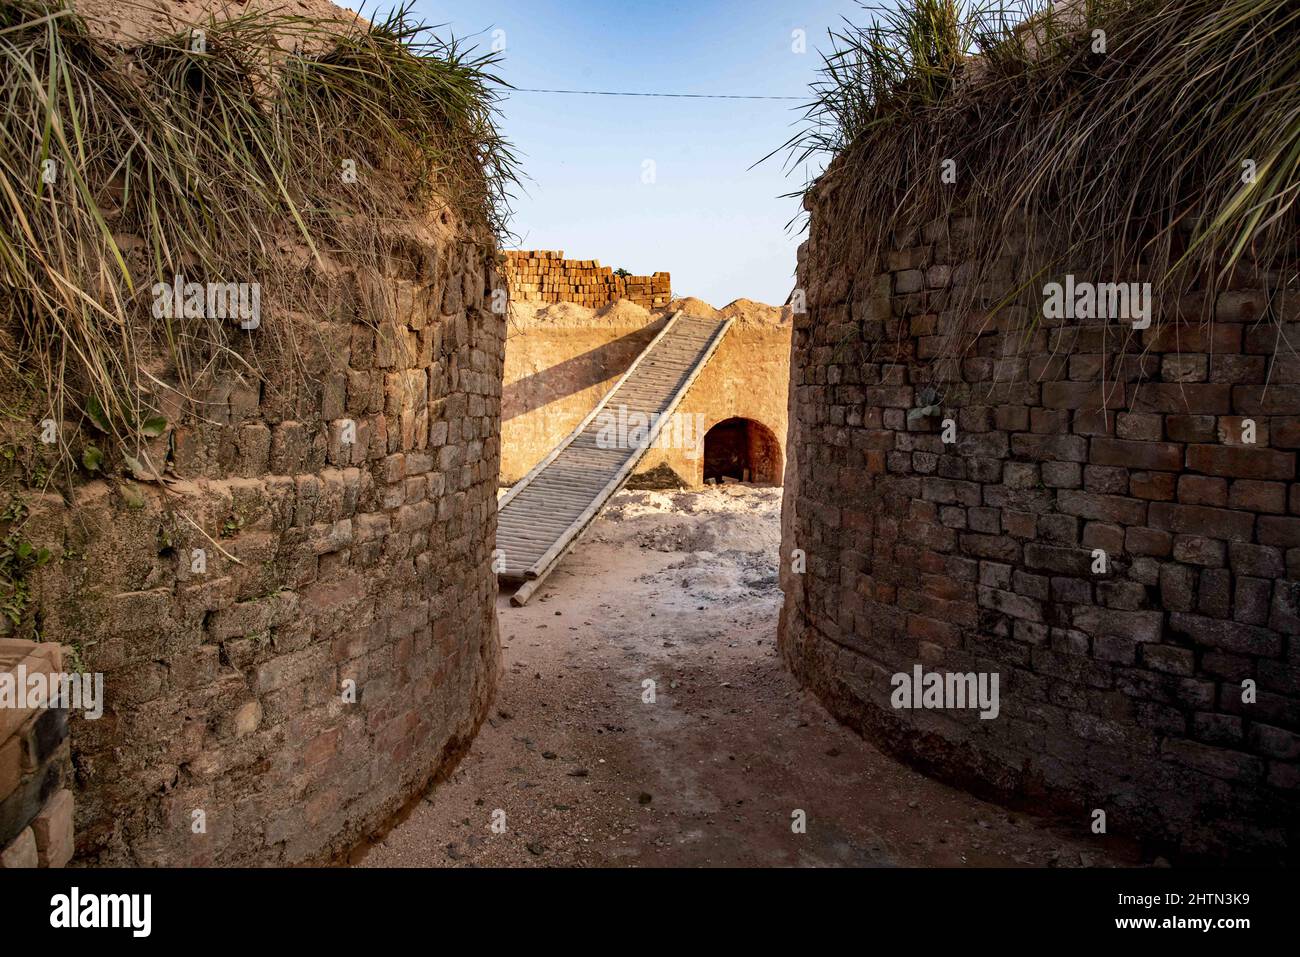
[
  {"left": 0, "top": 0, "right": 517, "bottom": 473},
  {"left": 775, "top": 0, "right": 1299, "bottom": 385}
]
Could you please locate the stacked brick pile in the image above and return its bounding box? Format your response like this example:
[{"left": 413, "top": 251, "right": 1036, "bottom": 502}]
[
  {"left": 0, "top": 639, "right": 74, "bottom": 867},
  {"left": 780, "top": 208, "right": 1300, "bottom": 861},
  {"left": 504, "top": 250, "right": 670, "bottom": 309}
]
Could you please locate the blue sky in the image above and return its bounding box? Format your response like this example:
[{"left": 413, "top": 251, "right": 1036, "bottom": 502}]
[{"left": 403, "top": 0, "right": 873, "bottom": 307}]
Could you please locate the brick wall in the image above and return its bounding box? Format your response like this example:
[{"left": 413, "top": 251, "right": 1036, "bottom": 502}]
[
  {"left": 0, "top": 640, "right": 74, "bottom": 867},
  {"left": 505, "top": 250, "right": 670, "bottom": 309},
  {"left": 500, "top": 304, "right": 791, "bottom": 487},
  {"left": 779, "top": 208, "right": 1300, "bottom": 862},
  {"left": 8, "top": 222, "right": 505, "bottom": 866}
]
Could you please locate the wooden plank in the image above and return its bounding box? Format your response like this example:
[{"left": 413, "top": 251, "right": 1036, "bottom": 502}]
[
  {"left": 520, "top": 318, "right": 732, "bottom": 583},
  {"left": 498, "top": 313, "right": 733, "bottom": 604},
  {"left": 496, "top": 312, "right": 681, "bottom": 511}
]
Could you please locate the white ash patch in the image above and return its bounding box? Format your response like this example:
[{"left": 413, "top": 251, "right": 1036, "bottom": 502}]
[{"left": 591, "top": 485, "right": 782, "bottom": 605}]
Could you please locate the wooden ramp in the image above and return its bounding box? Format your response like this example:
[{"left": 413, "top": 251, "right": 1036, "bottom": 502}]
[{"left": 496, "top": 311, "right": 733, "bottom": 605}]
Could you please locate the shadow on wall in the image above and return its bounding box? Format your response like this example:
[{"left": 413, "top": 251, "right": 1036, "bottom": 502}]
[
  {"left": 502, "top": 321, "right": 665, "bottom": 421},
  {"left": 703, "top": 417, "right": 783, "bottom": 484}
]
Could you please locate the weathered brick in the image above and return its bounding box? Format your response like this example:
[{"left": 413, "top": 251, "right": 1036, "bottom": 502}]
[
  {"left": 1228, "top": 480, "right": 1287, "bottom": 514},
  {"left": 1192, "top": 712, "right": 1243, "bottom": 744},
  {"left": 0, "top": 827, "right": 37, "bottom": 868},
  {"left": 1002, "top": 510, "right": 1037, "bottom": 538},
  {"left": 1273, "top": 416, "right": 1300, "bottom": 449},
  {"left": 0, "top": 736, "right": 20, "bottom": 803},
  {"left": 1130, "top": 383, "right": 1231, "bottom": 414},
  {"left": 1159, "top": 564, "right": 1197, "bottom": 611},
  {"left": 1130, "top": 471, "right": 1176, "bottom": 501},
  {"left": 1233, "top": 577, "right": 1272, "bottom": 625},
  {"left": 1083, "top": 465, "right": 1129, "bottom": 495},
  {"left": 994, "top": 406, "right": 1029, "bottom": 431},
  {"left": 1160, "top": 739, "right": 1261, "bottom": 783},
  {"left": 1115, "top": 413, "right": 1163, "bottom": 442},
  {"left": 1125, "top": 526, "right": 1172, "bottom": 556},
  {"left": 1037, "top": 513, "right": 1079, "bottom": 543},
  {"left": 1168, "top": 613, "right": 1281, "bottom": 657},
  {"left": 1093, "top": 634, "right": 1136, "bottom": 665},
  {"left": 1143, "top": 320, "right": 1241, "bottom": 353},
  {"left": 978, "top": 586, "right": 1043, "bottom": 622},
  {"left": 1171, "top": 535, "right": 1226, "bottom": 567},
  {"left": 921, "top": 477, "right": 981, "bottom": 506},
  {"left": 1165, "top": 414, "right": 1217, "bottom": 443},
  {"left": 959, "top": 533, "right": 1020, "bottom": 562},
  {"left": 1040, "top": 461, "right": 1081, "bottom": 488},
  {"left": 1232, "top": 385, "right": 1300, "bottom": 416},
  {"left": 1058, "top": 490, "right": 1147, "bottom": 525},
  {"left": 1248, "top": 724, "right": 1300, "bottom": 760},
  {"left": 1023, "top": 543, "right": 1092, "bottom": 576},
  {"left": 1177, "top": 474, "right": 1228, "bottom": 506},
  {"left": 1082, "top": 522, "right": 1125, "bottom": 557},
  {"left": 1186, "top": 444, "right": 1295, "bottom": 481},
  {"left": 1143, "top": 644, "right": 1194, "bottom": 675},
  {"left": 30, "top": 789, "right": 73, "bottom": 867},
  {"left": 1217, "top": 291, "right": 1268, "bottom": 323},
  {"left": 1216, "top": 416, "right": 1268, "bottom": 446},
  {"left": 1091, "top": 437, "right": 1182, "bottom": 471},
  {"left": 1228, "top": 542, "right": 1285, "bottom": 577},
  {"left": 783, "top": 223, "right": 1297, "bottom": 863},
  {"left": 1030, "top": 408, "right": 1070, "bottom": 434},
  {"left": 1043, "top": 381, "right": 1125, "bottom": 410},
  {"left": 1197, "top": 567, "right": 1232, "bottom": 619},
  {"left": 1258, "top": 515, "right": 1300, "bottom": 547},
  {"left": 1148, "top": 502, "right": 1255, "bottom": 542},
  {"left": 1209, "top": 354, "right": 1267, "bottom": 384},
  {"left": 1272, "top": 581, "right": 1300, "bottom": 634},
  {"left": 979, "top": 561, "right": 1013, "bottom": 590},
  {"left": 895, "top": 269, "right": 924, "bottom": 294},
  {"left": 1097, "top": 579, "right": 1146, "bottom": 610},
  {"left": 1072, "top": 606, "right": 1163, "bottom": 642},
  {"left": 1161, "top": 354, "right": 1207, "bottom": 382},
  {"left": 1010, "top": 433, "right": 1088, "bottom": 462}
]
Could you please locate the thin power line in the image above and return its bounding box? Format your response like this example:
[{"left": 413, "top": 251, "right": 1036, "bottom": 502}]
[{"left": 509, "top": 87, "right": 804, "bottom": 101}]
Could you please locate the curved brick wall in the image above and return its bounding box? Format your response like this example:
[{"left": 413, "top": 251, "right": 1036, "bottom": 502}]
[
  {"left": 0, "top": 0, "right": 510, "bottom": 869},
  {"left": 14, "top": 223, "right": 504, "bottom": 866},
  {"left": 779, "top": 200, "right": 1300, "bottom": 862}
]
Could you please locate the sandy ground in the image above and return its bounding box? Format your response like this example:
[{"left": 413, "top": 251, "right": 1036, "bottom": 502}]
[{"left": 356, "top": 485, "right": 1142, "bottom": 868}]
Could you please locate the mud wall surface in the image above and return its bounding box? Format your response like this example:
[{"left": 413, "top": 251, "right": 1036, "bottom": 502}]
[
  {"left": 501, "top": 302, "right": 791, "bottom": 488},
  {"left": 779, "top": 208, "right": 1300, "bottom": 862}
]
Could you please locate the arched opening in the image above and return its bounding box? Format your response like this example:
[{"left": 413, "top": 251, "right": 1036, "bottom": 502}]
[{"left": 702, "top": 417, "right": 782, "bottom": 485}]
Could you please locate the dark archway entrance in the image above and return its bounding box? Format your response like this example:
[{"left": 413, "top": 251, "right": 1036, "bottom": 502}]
[{"left": 702, "top": 417, "right": 782, "bottom": 484}]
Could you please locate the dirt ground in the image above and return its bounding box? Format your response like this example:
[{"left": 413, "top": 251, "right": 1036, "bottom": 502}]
[{"left": 356, "top": 485, "right": 1143, "bottom": 868}]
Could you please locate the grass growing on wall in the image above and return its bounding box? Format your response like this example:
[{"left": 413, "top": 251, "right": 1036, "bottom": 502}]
[
  {"left": 0, "top": 0, "right": 517, "bottom": 472},
  {"left": 778, "top": 0, "right": 1299, "bottom": 366}
]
